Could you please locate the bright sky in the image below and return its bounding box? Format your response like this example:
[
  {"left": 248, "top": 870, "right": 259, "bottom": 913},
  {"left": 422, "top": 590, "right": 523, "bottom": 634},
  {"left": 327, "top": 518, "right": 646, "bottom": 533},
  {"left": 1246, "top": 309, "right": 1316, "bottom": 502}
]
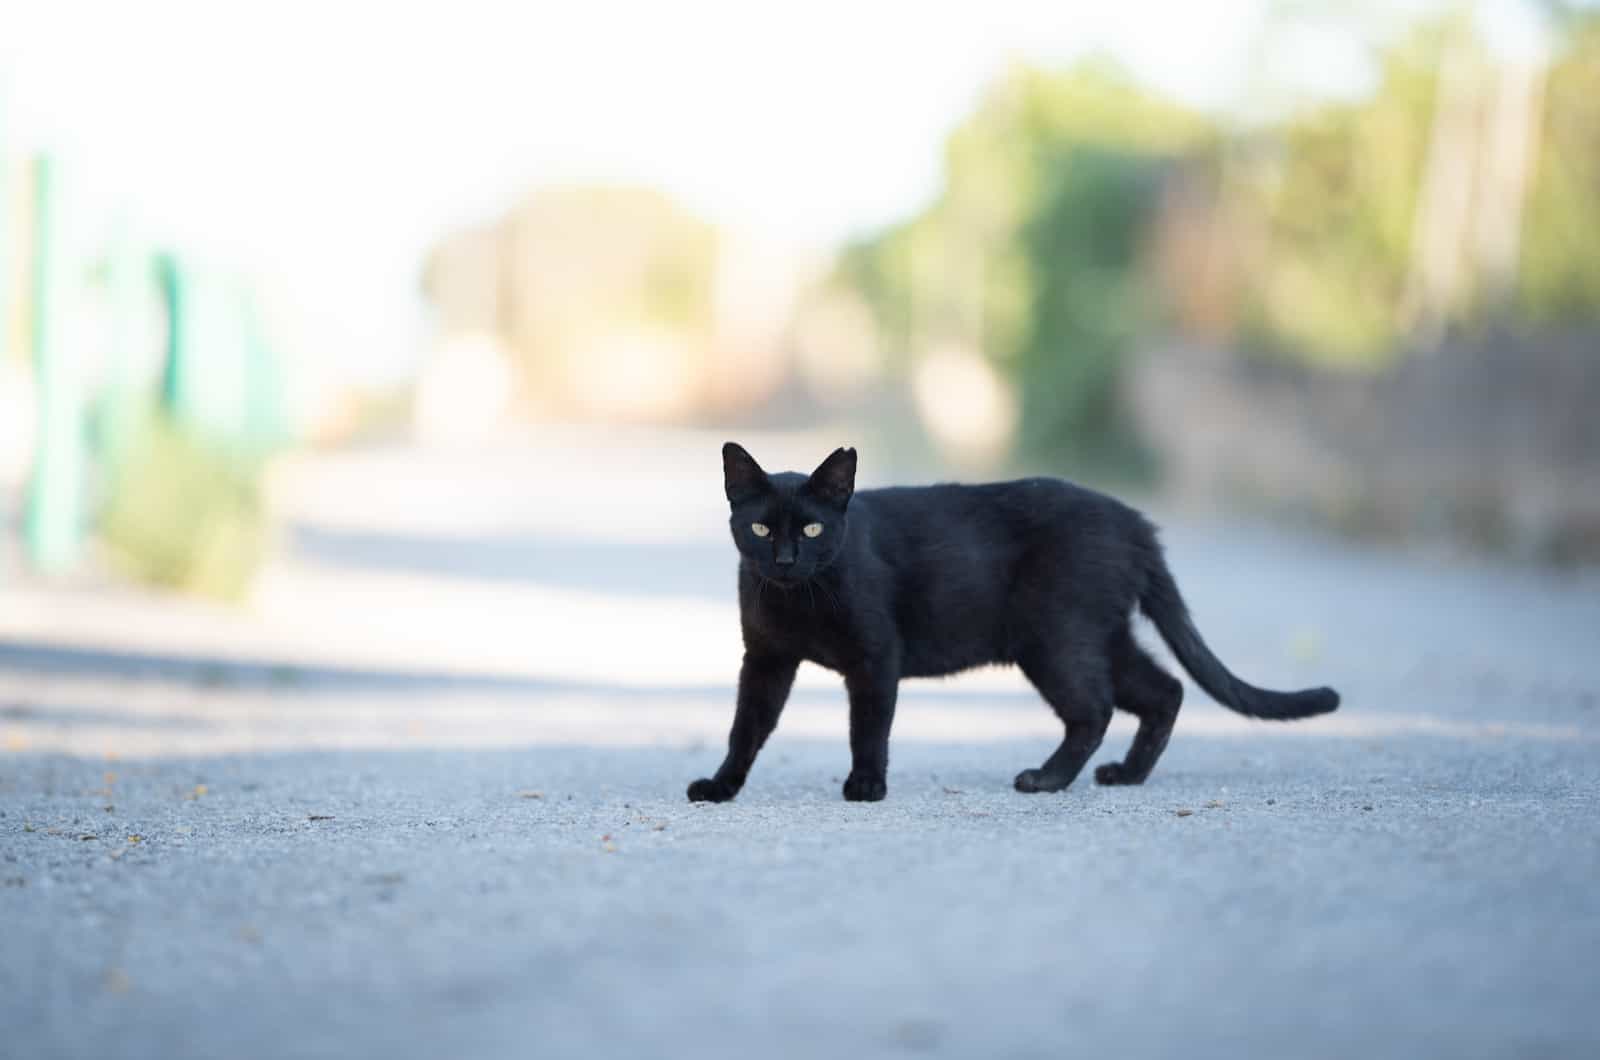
[{"left": 0, "top": 0, "right": 1547, "bottom": 383}]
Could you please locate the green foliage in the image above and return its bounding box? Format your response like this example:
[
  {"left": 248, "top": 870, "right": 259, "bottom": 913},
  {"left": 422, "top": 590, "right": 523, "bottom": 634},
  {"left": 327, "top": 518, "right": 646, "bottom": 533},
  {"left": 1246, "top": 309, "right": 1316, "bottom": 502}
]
[
  {"left": 99, "top": 413, "right": 268, "bottom": 601},
  {"left": 1232, "top": 11, "right": 1600, "bottom": 360},
  {"left": 842, "top": 15, "right": 1600, "bottom": 472},
  {"left": 1228, "top": 21, "right": 1453, "bottom": 363},
  {"left": 841, "top": 62, "right": 1205, "bottom": 466},
  {"left": 1519, "top": 17, "right": 1600, "bottom": 322},
  {"left": 1015, "top": 149, "right": 1160, "bottom": 467}
]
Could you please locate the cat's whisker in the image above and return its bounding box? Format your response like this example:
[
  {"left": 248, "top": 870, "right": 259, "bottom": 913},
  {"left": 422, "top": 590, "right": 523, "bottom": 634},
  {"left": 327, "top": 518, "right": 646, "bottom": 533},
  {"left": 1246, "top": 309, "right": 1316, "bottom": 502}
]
[{"left": 815, "top": 577, "right": 841, "bottom": 615}]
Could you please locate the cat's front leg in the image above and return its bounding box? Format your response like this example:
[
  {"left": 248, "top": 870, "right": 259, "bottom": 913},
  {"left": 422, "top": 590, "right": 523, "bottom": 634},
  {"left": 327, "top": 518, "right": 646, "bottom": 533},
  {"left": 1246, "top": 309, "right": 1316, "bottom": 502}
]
[
  {"left": 842, "top": 663, "right": 899, "bottom": 802},
  {"left": 687, "top": 651, "right": 799, "bottom": 803}
]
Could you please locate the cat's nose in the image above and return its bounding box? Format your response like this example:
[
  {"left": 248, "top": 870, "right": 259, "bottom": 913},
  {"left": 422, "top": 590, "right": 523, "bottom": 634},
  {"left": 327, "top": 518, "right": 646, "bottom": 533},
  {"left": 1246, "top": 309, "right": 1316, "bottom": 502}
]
[{"left": 774, "top": 551, "right": 797, "bottom": 569}]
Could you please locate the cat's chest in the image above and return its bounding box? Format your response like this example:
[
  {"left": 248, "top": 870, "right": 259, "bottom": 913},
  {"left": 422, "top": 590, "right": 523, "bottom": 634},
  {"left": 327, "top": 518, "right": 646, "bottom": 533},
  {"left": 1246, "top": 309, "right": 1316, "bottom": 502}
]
[{"left": 743, "top": 587, "right": 861, "bottom": 671}]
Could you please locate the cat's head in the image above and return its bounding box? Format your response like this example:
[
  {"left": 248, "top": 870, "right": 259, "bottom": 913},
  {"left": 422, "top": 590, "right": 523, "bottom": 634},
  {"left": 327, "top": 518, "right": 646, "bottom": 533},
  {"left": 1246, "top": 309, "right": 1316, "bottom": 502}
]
[{"left": 722, "top": 442, "right": 855, "bottom": 583}]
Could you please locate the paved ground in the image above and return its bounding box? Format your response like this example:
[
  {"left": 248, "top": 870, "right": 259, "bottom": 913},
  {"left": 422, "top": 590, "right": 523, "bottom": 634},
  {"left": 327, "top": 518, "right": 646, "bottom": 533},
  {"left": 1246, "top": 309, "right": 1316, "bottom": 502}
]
[{"left": 3, "top": 433, "right": 1599, "bottom": 1059}]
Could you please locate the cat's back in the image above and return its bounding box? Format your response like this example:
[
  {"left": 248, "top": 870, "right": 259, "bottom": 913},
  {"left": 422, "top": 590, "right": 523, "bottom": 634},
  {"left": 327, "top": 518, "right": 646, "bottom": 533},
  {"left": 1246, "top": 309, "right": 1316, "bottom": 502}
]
[
  {"left": 847, "top": 477, "right": 1148, "bottom": 675},
  {"left": 856, "top": 475, "right": 1133, "bottom": 536},
  {"left": 854, "top": 474, "right": 1152, "bottom": 573}
]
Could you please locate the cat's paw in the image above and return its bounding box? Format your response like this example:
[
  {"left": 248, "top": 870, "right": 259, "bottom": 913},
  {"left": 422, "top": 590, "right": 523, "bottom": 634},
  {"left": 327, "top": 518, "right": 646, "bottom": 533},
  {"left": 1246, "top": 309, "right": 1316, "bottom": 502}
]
[
  {"left": 1094, "top": 762, "right": 1145, "bottom": 786},
  {"left": 687, "top": 777, "right": 736, "bottom": 803},
  {"left": 842, "top": 772, "right": 887, "bottom": 802},
  {"left": 1013, "top": 768, "right": 1070, "bottom": 794}
]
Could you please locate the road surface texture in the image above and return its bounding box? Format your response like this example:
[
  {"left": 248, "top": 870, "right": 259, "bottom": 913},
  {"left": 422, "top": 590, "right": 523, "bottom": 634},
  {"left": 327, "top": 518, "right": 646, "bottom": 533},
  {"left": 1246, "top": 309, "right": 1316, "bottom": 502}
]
[{"left": 3, "top": 430, "right": 1598, "bottom": 1059}]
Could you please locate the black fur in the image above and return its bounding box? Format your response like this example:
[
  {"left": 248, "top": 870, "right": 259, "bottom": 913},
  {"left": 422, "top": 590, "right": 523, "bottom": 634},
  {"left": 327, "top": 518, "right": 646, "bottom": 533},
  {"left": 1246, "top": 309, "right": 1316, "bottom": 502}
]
[{"left": 687, "top": 443, "right": 1339, "bottom": 804}]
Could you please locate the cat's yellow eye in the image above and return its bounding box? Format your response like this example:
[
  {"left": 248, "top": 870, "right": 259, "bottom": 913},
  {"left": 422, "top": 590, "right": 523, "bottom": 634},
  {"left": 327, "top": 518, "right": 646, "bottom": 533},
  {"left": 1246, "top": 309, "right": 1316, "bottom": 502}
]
[
  {"left": 751, "top": 523, "right": 770, "bottom": 537},
  {"left": 803, "top": 522, "right": 823, "bottom": 538}
]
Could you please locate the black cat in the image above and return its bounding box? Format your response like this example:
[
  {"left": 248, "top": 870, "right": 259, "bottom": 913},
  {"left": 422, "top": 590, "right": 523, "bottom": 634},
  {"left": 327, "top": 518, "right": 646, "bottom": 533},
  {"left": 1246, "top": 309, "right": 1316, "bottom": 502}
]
[{"left": 687, "top": 443, "right": 1339, "bottom": 804}]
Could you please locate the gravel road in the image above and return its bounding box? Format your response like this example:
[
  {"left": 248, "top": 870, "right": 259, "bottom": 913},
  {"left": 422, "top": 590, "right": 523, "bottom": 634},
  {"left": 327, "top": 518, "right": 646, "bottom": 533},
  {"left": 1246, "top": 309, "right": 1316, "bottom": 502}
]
[{"left": 3, "top": 437, "right": 1597, "bottom": 1059}]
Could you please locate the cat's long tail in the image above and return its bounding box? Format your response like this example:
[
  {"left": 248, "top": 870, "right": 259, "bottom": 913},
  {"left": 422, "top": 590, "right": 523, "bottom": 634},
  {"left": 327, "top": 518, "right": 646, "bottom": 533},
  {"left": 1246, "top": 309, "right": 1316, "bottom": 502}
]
[{"left": 1138, "top": 555, "right": 1339, "bottom": 720}]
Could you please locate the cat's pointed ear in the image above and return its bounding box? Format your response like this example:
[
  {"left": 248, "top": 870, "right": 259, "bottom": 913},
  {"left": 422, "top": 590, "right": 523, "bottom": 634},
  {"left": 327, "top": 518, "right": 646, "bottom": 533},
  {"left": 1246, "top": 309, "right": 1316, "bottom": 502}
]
[
  {"left": 722, "top": 442, "right": 769, "bottom": 504},
  {"left": 805, "top": 447, "right": 857, "bottom": 508}
]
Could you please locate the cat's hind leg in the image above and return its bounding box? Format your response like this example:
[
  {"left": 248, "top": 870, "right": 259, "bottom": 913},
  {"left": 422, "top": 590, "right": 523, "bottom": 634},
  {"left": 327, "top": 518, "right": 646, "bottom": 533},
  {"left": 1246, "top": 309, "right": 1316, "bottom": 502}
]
[
  {"left": 1096, "top": 625, "right": 1183, "bottom": 786},
  {"left": 1013, "top": 636, "right": 1114, "bottom": 794}
]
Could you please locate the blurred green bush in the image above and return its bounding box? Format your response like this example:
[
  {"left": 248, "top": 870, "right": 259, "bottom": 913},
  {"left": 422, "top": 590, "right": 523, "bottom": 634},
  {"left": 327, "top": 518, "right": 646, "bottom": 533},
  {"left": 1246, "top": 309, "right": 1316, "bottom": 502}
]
[
  {"left": 99, "top": 412, "right": 268, "bottom": 601},
  {"left": 839, "top": 62, "right": 1206, "bottom": 471}
]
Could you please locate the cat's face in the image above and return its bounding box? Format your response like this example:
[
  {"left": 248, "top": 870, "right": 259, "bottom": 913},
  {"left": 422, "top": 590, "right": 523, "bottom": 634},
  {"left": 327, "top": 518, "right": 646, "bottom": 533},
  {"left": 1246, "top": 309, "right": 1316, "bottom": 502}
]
[{"left": 722, "top": 442, "right": 855, "bottom": 584}]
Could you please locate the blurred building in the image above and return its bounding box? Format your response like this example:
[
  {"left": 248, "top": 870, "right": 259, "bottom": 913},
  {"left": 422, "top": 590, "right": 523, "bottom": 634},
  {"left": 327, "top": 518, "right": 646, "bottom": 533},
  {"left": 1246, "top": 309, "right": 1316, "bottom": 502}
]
[{"left": 421, "top": 186, "right": 817, "bottom": 426}]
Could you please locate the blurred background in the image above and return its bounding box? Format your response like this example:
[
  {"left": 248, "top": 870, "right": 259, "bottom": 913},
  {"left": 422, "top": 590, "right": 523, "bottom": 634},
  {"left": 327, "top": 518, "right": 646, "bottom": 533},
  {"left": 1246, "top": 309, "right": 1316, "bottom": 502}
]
[
  {"left": 2, "top": 0, "right": 1599, "bottom": 756},
  {"left": 8, "top": 10, "right": 1600, "bottom": 1054}
]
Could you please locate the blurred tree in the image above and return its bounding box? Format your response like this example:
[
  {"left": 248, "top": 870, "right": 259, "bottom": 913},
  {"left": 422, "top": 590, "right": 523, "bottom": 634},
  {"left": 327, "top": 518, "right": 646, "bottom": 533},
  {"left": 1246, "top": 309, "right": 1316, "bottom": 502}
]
[
  {"left": 1225, "top": 18, "right": 1453, "bottom": 363},
  {"left": 1518, "top": 14, "right": 1600, "bottom": 323},
  {"left": 1015, "top": 148, "right": 1162, "bottom": 464},
  {"left": 1226, "top": 8, "right": 1600, "bottom": 362},
  {"left": 840, "top": 61, "right": 1209, "bottom": 468}
]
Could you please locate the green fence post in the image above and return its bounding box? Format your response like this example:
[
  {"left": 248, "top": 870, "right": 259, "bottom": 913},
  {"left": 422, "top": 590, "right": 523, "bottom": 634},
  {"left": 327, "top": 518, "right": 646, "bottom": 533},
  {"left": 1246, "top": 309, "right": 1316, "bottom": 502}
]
[
  {"left": 156, "top": 250, "right": 186, "bottom": 415},
  {"left": 240, "top": 288, "right": 288, "bottom": 454},
  {"left": 157, "top": 255, "right": 285, "bottom": 453},
  {"left": 24, "top": 155, "right": 86, "bottom": 573}
]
